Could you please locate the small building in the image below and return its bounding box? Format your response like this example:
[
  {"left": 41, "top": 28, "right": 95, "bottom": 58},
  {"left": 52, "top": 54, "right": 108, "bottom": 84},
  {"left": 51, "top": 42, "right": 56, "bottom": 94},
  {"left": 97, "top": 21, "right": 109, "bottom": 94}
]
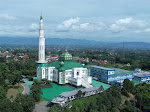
[
  {"left": 90, "top": 65, "right": 133, "bottom": 85},
  {"left": 51, "top": 86, "right": 104, "bottom": 105},
  {"left": 133, "top": 69, "right": 150, "bottom": 84}
]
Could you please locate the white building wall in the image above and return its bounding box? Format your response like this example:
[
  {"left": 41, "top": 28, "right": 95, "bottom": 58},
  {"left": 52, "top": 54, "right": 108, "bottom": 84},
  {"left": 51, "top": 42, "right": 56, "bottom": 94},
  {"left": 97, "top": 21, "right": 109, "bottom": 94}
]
[
  {"left": 42, "top": 68, "right": 45, "bottom": 79},
  {"left": 48, "top": 67, "right": 55, "bottom": 81}
]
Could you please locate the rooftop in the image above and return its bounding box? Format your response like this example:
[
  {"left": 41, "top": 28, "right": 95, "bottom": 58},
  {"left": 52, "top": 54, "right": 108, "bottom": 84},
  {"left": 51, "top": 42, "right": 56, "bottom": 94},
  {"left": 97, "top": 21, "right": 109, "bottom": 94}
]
[
  {"left": 133, "top": 71, "right": 150, "bottom": 77},
  {"left": 59, "top": 50, "right": 73, "bottom": 61},
  {"left": 60, "top": 86, "right": 100, "bottom": 97},
  {"left": 91, "top": 65, "right": 133, "bottom": 74},
  {"left": 91, "top": 65, "right": 114, "bottom": 70},
  {"left": 49, "top": 60, "right": 84, "bottom": 71},
  {"left": 114, "top": 68, "right": 133, "bottom": 74}
]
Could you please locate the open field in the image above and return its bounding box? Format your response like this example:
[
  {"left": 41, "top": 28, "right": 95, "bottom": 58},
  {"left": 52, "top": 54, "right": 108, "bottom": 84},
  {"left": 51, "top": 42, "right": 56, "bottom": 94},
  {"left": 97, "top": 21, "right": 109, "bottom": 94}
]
[{"left": 7, "top": 84, "right": 24, "bottom": 100}]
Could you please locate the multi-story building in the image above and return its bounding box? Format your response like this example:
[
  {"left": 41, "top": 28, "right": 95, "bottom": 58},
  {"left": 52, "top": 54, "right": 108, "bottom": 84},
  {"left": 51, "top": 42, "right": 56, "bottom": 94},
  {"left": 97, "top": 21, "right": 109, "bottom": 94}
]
[
  {"left": 90, "top": 65, "right": 133, "bottom": 85},
  {"left": 133, "top": 69, "right": 150, "bottom": 84}
]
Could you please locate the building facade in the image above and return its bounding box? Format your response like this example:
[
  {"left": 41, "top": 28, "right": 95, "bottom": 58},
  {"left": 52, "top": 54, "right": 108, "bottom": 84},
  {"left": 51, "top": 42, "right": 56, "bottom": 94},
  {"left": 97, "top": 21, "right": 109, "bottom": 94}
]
[
  {"left": 51, "top": 86, "right": 104, "bottom": 105},
  {"left": 133, "top": 69, "right": 150, "bottom": 84},
  {"left": 90, "top": 65, "right": 133, "bottom": 85},
  {"left": 36, "top": 16, "right": 92, "bottom": 88}
]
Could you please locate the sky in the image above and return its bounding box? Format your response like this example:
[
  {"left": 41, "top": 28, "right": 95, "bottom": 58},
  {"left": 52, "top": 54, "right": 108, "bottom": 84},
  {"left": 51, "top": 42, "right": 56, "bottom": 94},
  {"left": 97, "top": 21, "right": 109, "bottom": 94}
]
[{"left": 0, "top": 0, "right": 150, "bottom": 42}]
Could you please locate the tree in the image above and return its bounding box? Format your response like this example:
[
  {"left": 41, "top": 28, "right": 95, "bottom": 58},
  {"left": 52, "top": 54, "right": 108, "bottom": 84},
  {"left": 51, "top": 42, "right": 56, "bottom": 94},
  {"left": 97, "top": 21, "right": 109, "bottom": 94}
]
[
  {"left": 15, "top": 93, "right": 35, "bottom": 112},
  {"left": 0, "top": 73, "right": 5, "bottom": 85},
  {"left": 0, "top": 86, "right": 6, "bottom": 100},
  {"left": 12, "top": 70, "right": 22, "bottom": 86},
  {"left": 76, "top": 90, "right": 83, "bottom": 98},
  {"left": 99, "top": 85, "right": 104, "bottom": 92},
  {"left": 8, "top": 70, "right": 22, "bottom": 87},
  {"left": 122, "top": 79, "right": 134, "bottom": 93},
  {"left": 30, "top": 85, "right": 43, "bottom": 102},
  {"left": 111, "top": 107, "right": 117, "bottom": 112}
]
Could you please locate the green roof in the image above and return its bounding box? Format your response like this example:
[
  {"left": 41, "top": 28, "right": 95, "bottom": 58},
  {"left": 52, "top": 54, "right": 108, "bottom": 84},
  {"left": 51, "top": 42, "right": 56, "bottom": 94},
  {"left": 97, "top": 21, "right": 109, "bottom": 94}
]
[
  {"left": 91, "top": 65, "right": 114, "bottom": 70},
  {"left": 49, "top": 60, "right": 84, "bottom": 70},
  {"left": 114, "top": 68, "right": 133, "bottom": 74},
  {"left": 59, "top": 51, "right": 73, "bottom": 61}
]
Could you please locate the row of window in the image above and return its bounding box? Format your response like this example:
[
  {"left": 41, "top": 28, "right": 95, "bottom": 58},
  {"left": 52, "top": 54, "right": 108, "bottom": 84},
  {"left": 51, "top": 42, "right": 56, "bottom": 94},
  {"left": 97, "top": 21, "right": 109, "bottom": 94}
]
[
  {"left": 39, "top": 45, "right": 44, "bottom": 51},
  {"left": 40, "top": 54, "right": 44, "bottom": 59}
]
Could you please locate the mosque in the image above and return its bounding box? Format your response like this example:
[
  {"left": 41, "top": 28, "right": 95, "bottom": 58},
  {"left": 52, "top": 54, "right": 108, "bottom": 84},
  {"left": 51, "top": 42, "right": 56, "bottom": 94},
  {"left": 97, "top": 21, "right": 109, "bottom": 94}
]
[{"left": 36, "top": 16, "right": 92, "bottom": 88}]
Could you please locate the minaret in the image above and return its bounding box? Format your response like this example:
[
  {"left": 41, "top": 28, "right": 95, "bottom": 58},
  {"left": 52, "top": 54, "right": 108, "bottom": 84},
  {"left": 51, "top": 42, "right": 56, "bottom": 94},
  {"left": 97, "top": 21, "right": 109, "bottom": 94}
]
[
  {"left": 36, "top": 15, "right": 47, "bottom": 80},
  {"left": 37, "top": 15, "right": 47, "bottom": 63}
]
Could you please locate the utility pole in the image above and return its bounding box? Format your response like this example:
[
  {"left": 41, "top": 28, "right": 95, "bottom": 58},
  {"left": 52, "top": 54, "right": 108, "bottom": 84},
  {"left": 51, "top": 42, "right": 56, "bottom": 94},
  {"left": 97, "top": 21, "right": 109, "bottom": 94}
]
[{"left": 123, "top": 42, "right": 125, "bottom": 59}]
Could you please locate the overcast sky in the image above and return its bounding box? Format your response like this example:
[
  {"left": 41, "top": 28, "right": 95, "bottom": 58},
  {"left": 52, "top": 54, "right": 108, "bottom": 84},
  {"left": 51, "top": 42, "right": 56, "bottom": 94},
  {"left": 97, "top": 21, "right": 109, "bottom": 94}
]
[{"left": 0, "top": 0, "right": 150, "bottom": 42}]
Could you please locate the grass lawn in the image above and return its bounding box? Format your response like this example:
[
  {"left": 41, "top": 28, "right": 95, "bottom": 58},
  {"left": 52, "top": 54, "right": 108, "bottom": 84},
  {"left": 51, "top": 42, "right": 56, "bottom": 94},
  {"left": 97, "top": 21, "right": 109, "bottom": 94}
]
[
  {"left": 23, "top": 78, "right": 74, "bottom": 101},
  {"left": 7, "top": 84, "right": 24, "bottom": 100},
  {"left": 92, "top": 79, "right": 110, "bottom": 90},
  {"left": 41, "top": 83, "right": 74, "bottom": 101},
  {"left": 23, "top": 78, "right": 110, "bottom": 102}
]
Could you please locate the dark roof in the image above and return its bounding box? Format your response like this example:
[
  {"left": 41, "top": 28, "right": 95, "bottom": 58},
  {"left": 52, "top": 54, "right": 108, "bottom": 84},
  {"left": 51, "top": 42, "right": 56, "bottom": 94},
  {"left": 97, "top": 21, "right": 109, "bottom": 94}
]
[{"left": 60, "top": 86, "right": 100, "bottom": 97}]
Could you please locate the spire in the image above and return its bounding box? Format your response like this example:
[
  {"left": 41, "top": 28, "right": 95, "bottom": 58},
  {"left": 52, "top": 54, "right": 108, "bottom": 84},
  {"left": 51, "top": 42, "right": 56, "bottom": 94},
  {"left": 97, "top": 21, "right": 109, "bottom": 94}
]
[{"left": 40, "top": 13, "right": 42, "bottom": 20}]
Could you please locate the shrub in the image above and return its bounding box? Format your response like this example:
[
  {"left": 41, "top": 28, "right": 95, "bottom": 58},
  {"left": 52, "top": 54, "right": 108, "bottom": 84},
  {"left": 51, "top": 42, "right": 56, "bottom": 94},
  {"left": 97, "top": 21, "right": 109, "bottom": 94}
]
[
  {"left": 20, "top": 80, "right": 25, "bottom": 83},
  {"left": 33, "top": 80, "right": 38, "bottom": 84},
  {"left": 28, "top": 77, "right": 33, "bottom": 81},
  {"left": 41, "top": 78, "right": 47, "bottom": 81},
  {"left": 46, "top": 80, "right": 52, "bottom": 84}
]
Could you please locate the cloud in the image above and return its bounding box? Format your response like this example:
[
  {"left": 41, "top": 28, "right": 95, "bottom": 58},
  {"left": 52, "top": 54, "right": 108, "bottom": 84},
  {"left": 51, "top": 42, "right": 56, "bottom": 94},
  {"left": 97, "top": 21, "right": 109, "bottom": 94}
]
[
  {"left": 29, "top": 23, "right": 39, "bottom": 32},
  {"left": 58, "top": 17, "right": 80, "bottom": 30},
  {"left": 72, "top": 23, "right": 92, "bottom": 31},
  {"left": 134, "top": 30, "right": 141, "bottom": 33},
  {"left": 0, "top": 14, "right": 17, "bottom": 20},
  {"left": 109, "top": 24, "right": 126, "bottom": 32},
  {"left": 57, "top": 17, "right": 106, "bottom": 33},
  {"left": 144, "top": 28, "right": 150, "bottom": 32},
  {"left": 109, "top": 17, "right": 147, "bottom": 32},
  {"left": 116, "top": 17, "right": 133, "bottom": 24}
]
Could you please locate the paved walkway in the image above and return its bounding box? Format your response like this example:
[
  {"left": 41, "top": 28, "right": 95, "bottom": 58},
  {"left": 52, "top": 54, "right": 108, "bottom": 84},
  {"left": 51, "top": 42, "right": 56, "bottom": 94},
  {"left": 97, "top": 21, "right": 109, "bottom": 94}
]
[
  {"left": 33, "top": 101, "right": 49, "bottom": 112},
  {"left": 20, "top": 83, "right": 30, "bottom": 95}
]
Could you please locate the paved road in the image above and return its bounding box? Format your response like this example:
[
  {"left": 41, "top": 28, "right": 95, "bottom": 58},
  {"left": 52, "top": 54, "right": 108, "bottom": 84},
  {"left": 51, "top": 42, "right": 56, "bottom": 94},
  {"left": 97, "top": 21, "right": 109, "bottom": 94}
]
[
  {"left": 33, "top": 101, "right": 49, "bottom": 112},
  {"left": 20, "top": 83, "right": 30, "bottom": 95},
  {"left": 20, "top": 83, "right": 49, "bottom": 112}
]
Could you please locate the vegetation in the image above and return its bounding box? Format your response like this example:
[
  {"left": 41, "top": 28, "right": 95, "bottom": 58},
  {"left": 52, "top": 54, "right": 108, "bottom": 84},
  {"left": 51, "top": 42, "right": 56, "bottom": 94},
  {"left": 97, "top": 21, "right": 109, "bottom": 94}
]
[
  {"left": 30, "top": 85, "right": 43, "bottom": 102},
  {"left": 15, "top": 94, "right": 35, "bottom": 112},
  {"left": 7, "top": 84, "right": 24, "bottom": 100},
  {"left": 1, "top": 47, "right": 150, "bottom": 111},
  {"left": 49, "top": 80, "right": 150, "bottom": 112}
]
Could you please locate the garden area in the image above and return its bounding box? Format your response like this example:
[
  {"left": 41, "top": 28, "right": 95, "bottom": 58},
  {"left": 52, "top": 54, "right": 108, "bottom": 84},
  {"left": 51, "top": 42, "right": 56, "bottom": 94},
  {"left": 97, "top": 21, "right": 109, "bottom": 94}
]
[{"left": 22, "top": 77, "right": 111, "bottom": 101}]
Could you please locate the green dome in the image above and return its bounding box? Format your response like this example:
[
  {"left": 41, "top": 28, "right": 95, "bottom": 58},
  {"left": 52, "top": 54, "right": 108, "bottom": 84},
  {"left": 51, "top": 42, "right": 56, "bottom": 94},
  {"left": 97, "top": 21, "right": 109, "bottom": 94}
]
[{"left": 59, "top": 50, "right": 73, "bottom": 61}]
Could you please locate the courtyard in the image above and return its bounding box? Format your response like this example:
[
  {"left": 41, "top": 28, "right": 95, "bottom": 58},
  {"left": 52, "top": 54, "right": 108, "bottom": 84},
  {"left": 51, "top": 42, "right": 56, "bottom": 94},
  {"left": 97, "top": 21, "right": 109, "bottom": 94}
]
[{"left": 23, "top": 78, "right": 110, "bottom": 101}]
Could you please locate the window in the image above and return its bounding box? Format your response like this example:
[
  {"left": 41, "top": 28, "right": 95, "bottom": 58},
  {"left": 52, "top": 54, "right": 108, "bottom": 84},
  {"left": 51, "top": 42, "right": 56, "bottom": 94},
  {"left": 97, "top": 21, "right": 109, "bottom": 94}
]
[
  {"left": 50, "top": 70, "right": 53, "bottom": 74},
  {"left": 77, "top": 72, "right": 79, "bottom": 75}
]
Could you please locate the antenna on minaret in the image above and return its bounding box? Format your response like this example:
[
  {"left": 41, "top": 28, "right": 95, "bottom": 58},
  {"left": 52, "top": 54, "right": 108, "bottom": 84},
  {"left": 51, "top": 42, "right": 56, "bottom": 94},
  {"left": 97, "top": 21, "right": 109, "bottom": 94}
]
[{"left": 40, "top": 12, "right": 42, "bottom": 20}]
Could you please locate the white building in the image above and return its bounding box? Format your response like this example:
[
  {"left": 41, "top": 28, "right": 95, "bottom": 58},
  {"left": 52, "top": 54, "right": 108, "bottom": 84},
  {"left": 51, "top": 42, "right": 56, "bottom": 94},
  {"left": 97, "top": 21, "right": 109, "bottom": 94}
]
[{"left": 36, "top": 16, "right": 92, "bottom": 88}]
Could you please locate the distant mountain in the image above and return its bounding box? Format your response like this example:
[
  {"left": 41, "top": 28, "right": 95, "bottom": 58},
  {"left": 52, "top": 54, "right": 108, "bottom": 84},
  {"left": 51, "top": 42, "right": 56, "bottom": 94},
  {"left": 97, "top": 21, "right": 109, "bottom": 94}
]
[{"left": 0, "top": 37, "right": 150, "bottom": 49}]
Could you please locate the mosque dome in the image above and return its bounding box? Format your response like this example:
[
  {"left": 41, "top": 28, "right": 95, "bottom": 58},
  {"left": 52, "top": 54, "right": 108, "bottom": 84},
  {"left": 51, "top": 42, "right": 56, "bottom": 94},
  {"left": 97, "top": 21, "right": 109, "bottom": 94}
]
[{"left": 59, "top": 50, "right": 73, "bottom": 61}]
